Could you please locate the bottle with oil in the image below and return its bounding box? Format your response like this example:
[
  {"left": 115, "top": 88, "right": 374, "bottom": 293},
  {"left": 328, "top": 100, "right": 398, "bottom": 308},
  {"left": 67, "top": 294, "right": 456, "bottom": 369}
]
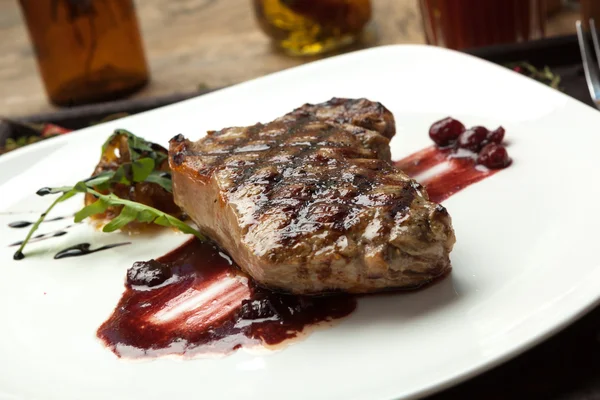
[
  {"left": 18, "top": 0, "right": 150, "bottom": 107},
  {"left": 253, "top": 0, "right": 372, "bottom": 56}
]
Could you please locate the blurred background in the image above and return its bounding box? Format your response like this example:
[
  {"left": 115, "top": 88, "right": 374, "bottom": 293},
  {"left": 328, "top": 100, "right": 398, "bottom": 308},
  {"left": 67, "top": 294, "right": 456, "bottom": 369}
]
[{"left": 0, "top": 0, "right": 588, "bottom": 118}]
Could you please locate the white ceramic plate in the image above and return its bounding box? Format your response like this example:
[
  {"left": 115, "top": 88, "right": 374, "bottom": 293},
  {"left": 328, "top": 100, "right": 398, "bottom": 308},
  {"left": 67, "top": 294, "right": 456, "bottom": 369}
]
[{"left": 1, "top": 45, "right": 600, "bottom": 400}]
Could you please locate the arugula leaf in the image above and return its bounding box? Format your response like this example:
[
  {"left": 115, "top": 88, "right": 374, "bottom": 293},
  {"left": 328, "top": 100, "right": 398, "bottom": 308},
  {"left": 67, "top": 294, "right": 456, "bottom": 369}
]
[
  {"left": 82, "top": 189, "right": 203, "bottom": 239},
  {"left": 102, "top": 205, "right": 139, "bottom": 232},
  {"left": 132, "top": 158, "right": 155, "bottom": 182},
  {"left": 73, "top": 181, "right": 89, "bottom": 193},
  {"left": 82, "top": 171, "right": 114, "bottom": 188},
  {"left": 137, "top": 209, "right": 158, "bottom": 223},
  {"left": 14, "top": 130, "right": 189, "bottom": 260},
  {"left": 74, "top": 198, "right": 109, "bottom": 222},
  {"left": 103, "top": 129, "right": 167, "bottom": 165},
  {"left": 93, "top": 130, "right": 171, "bottom": 193},
  {"left": 144, "top": 171, "right": 173, "bottom": 192},
  {"left": 126, "top": 131, "right": 156, "bottom": 158},
  {"left": 110, "top": 164, "right": 132, "bottom": 186}
]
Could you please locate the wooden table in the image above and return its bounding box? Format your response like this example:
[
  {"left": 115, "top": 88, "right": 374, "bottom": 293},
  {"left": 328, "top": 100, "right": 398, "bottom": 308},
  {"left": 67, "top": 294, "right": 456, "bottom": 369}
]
[{"left": 0, "top": 0, "right": 581, "bottom": 117}]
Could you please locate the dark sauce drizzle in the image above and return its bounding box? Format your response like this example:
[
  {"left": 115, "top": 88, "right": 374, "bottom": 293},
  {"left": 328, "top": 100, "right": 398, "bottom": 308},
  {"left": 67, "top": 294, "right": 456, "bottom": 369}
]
[
  {"left": 36, "top": 187, "right": 54, "bottom": 196},
  {"left": 8, "top": 215, "right": 70, "bottom": 229},
  {"left": 8, "top": 218, "right": 127, "bottom": 260},
  {"left": 9, "top": 221, "right": 79, "bottom": 260},
  {"left": 54, "top": 242, "right": 131, "bottom": 259},
  {"left": 8, "top": 221, "right": 34, "bottom": 229},
  {"left": 10, "top": 229, "right": 69, "bottom": 247}
]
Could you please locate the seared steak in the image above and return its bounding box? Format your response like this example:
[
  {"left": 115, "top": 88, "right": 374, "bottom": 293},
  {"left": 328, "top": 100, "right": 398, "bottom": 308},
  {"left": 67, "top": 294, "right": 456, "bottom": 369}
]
[
  {"left": 169, "top": 98, "right": 456, "bottom": 295},
  {"left": 278, "top": 97, "right": 396, "bottom": 140}
]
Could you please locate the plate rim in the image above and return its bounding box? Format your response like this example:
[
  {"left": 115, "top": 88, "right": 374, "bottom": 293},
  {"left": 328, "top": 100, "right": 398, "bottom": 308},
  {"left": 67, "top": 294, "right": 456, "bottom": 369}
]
[{"left": 2, "top": 43, "right": 600, "bottom": 400}]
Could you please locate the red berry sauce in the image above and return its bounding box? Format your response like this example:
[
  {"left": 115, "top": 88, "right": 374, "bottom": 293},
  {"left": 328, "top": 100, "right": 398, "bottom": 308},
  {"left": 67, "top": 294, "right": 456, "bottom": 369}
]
[
  {"left": 396, "top": 117, "right": 512, "bottom": 203},
  {"left": 97, "top": 239, "right": 356, "bottom": 359}
]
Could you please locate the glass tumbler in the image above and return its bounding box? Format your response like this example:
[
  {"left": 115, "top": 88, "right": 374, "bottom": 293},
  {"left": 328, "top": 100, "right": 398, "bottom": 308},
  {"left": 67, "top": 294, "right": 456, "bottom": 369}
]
[
  {"left": 419, "top": 0, "right": 547, "bottom": 51},
  {"left": 253, "top": 0, "right": 372, "bottom": 56}
]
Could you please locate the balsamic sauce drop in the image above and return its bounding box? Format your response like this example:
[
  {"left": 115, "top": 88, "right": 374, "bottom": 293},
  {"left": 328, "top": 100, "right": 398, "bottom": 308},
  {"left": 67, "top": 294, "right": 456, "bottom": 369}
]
[
  {"left": 36, "top": 187, "right": 53, "bottom": 196},
  {"left": 8, "top": 221, "right": 33, "bottom": 228},
  {"left": 7, "top": 215, "right": 69, "bottom": 229},
  {"left": 10, "top": 230, "right": 68, "bottom": 247},
  {"left": 9, "top": 221, "right": 78, "bottom": 260},
  {"left": 54, "top": 242, "right": 131, "bottom": 259}
]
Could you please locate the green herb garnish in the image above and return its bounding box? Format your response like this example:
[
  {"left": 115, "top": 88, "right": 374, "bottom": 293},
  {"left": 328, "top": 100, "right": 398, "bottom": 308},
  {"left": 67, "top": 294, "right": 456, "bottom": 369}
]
[
  {"left": 91, "top": 129, "right": 172, "bottom": 193},
  {"left": 13, "top": 130, "right": 205, "bottom": 260},
  {"left": 507, "top": 62, "right": 562, "bottom": 91}
]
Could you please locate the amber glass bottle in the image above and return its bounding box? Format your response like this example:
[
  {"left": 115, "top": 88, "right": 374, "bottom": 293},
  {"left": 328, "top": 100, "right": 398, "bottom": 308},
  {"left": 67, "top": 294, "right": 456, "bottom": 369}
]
[
  {"left": 18, "top": 0, "right": 149, "bottom": 107},
  {"left": 253, "top": 0, "right": 372, "bottom": 56}
]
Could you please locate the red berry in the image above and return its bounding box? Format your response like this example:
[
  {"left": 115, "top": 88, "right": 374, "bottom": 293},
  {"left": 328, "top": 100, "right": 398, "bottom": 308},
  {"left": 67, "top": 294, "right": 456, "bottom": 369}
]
[
  {"left": 457, "top": 126, "right": 488, "bottom": 152},
  {"left": 477, "top": 143, "right": 511, "bottom": 169},
  {"left": 429, "top": 117, "right": 465, "bottom": 147},
  {"left": 487, "top": 126, "right": 505, "bottom": 144},
  {"left": 127, "top": 260, "right": 172, "bottom": 287}
]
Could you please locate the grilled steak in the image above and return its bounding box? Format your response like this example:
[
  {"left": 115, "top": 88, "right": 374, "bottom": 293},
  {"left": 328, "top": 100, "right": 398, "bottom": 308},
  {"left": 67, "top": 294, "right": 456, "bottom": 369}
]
[{"left": 169, "top": 98, "right": 456, "bottom": 295}]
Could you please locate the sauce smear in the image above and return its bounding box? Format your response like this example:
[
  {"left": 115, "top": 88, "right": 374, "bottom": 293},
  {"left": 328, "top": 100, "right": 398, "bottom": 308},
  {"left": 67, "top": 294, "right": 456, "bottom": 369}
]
[
  {"left": 97, "top": 239, "right": 356, "bottom": 358},
  {"left": 395, "top": 146, "right": 499, "bottom": 203}
]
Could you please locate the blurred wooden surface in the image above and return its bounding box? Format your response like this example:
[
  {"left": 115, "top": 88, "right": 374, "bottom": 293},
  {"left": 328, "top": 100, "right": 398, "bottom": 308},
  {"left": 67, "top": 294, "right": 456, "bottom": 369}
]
[{"left": 0, "top": 0, "right": 582, "bottom": 117}]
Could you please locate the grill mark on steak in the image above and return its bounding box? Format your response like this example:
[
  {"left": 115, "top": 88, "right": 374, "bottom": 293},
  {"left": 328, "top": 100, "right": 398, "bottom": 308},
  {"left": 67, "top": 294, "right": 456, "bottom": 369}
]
[
  {"left": 213, "top": 118, "right": 386, "bottom": 232},
  {"left": 169, "top": 98, "right": 456, "bottom": 294},
  {"left": 284, "top": 97, "right": 395, "bottom": 140},
  {"left": 171, "top": 123, "right": 266, "bottom": 175},
  {"left": 256, "top": 122, "right": 343, "bottom": 225}
]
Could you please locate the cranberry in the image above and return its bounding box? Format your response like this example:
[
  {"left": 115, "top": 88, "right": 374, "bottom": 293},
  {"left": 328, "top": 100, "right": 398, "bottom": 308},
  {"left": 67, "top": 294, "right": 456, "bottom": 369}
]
[
  {"left": 487, "top": 126, "right": 505, "bottom": 144},
  {"left": 127, "top": 259, "right": 172, "bottom": 287},
  {"left": 457, "top": 126, "right": 488, "bottom": 152},
  {"left": 429, "top": 117, "right": 465, "bottom": 147},
  {"left": 477, "top": 143, "right": 511, "bottom": 169},
  {"left": 238, "top": 298, "right": 278, "bottom": 320},
  {"left": 238, "top": 293, "right": 310, "bottom": 320}
]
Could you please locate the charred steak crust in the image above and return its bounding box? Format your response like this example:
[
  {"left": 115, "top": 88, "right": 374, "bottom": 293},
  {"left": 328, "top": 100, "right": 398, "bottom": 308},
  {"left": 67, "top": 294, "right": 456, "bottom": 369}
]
[
  {"left": 169, "top": 98, "right": 456, "bottom": 295},
  {"left": 280, "top": 97, "right": 396, "bottom": 140}
]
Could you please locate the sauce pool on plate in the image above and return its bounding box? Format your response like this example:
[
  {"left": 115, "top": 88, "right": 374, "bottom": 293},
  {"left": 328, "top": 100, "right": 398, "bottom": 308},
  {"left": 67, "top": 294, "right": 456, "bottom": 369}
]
[{"left": 97, "top": 238, "right": 357, "bottom": 358}]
